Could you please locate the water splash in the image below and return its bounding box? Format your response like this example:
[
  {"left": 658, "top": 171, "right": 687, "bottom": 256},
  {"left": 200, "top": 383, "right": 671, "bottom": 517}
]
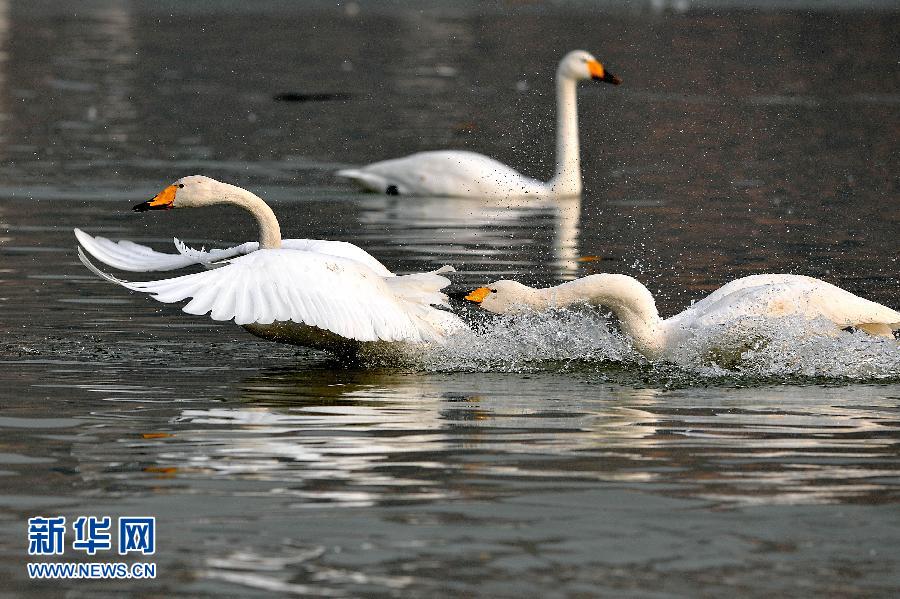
[
  {"left": 719, "top": 317, "right": 900, "bottom": 380},
  {"left": 409, "top": 307, "right": 637, "bottom": 373},
  {"left": 392, "top": 309, "right": 900, "bottom": 382}
]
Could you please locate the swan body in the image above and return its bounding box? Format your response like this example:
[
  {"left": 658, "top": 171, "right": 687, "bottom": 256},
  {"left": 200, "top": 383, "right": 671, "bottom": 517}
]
[
  {"left": 76, "top": 175, "right": 466, "bottom": 354},
  {"left": 466, "top": 273, "right": 900, "bottom": 361},
  {"left": 338, "top": 151, "right": 551, "bottom": 198},
  {"left": 336, "top": 50, "right": 621, "bottom": 198}
]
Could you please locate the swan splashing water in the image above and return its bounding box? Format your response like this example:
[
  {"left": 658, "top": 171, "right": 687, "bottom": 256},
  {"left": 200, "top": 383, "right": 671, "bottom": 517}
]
[
  {"left": 399, "top": 307, "right": 900, "bottom": 381},
  {"left": 426, "top": 273, "right": 900, "bottom": 380}
]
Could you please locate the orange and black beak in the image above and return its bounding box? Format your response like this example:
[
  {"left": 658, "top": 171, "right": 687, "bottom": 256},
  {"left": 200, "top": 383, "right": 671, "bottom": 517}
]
[
  {"left": 133, "top": 184, "right": 178, "bottom": 212},
  {"left": 588, "top": 60, "right": 622, "bottom": 85},
  {"left": 464, "top": 287, "right": 491, "bottom": 304}
]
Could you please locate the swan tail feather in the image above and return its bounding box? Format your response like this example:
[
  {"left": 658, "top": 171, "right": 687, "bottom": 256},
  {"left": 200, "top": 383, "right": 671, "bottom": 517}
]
[
  {"left": 336, "top": 168, "right": 390, "bottom": 193},
  {"left": 857, "top": 322, "right": 899, "bottom": 338}
]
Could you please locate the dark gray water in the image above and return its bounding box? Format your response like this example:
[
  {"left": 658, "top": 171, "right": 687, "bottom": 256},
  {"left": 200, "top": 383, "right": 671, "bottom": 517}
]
[{"left": 1, "top": 1, "right": 899, "bottom": 596}]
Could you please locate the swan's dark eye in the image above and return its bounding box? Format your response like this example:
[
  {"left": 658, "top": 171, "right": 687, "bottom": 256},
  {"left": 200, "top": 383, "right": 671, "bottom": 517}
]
[
  {"left": 490, "top": 289, "right": 498, "bottom": 293},
  {"left": 177, "top": 183, "right": 184, "bottom": 188}
]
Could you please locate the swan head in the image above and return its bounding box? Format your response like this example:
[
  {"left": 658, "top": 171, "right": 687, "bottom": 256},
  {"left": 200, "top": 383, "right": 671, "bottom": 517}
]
[
  {"left": 464, "top": 280, "right": 543, "bottom": 314},
  {"left": 558, "top": 50, "right": 621, "bottom": 85},
  {"left": 133, "top": 175, "right": 224, "bottom": 211}
]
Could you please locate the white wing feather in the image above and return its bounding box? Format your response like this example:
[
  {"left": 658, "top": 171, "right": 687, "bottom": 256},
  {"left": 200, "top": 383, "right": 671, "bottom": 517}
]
[
  {"left": 280, "top": 239, "right": 394, "bottom": 276},
  {"left": 172, "top": 238, "right": 256, "bottom": 267},
  {"left": 174, "top": 238, "right": 393, "bottom": 276},
  {"left": 75, "top": 229, "right": 394, "bottom": 276},
  {"left": 78, "top": 247, "right": 457, "bottom": 343},
  {"left": 74, "top": 228, "right": 198, "bottom": 272}
]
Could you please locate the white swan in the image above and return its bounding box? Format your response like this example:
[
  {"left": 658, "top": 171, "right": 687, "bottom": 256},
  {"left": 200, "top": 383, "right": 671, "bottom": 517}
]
[
  {"left": 336, "top": 50, "right": 621, "bottom": 198},
  {"left": 465, "top": 274, "right": 900, "bottom": 361},
  {"left": 75, "top": 175, "right": 466, "bottom": 354}
]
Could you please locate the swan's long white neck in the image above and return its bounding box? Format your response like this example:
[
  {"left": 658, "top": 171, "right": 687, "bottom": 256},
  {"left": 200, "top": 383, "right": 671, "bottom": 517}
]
[
  {"left": 548, "top": 74, "right": 582, "bottom": 197},
  {"left": 208, "top": 184, "right": 282, "bottom": 249},
  {"left": 534, "top": 274, "right": 667, "bottom": 358}
]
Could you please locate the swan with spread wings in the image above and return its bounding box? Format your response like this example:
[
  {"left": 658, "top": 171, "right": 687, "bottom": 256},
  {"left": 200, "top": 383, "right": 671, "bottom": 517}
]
[{"left": 76, "top": 175, "right": 466, "bottom": 355}]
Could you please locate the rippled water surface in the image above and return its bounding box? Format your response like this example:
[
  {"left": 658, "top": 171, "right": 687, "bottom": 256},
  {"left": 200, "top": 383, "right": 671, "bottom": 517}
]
[{"left": 1, "top": 1, "right": 899, "bottom": 596}]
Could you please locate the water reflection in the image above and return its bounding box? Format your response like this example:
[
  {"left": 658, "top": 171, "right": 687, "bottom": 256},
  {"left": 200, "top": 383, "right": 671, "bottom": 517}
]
[
  {"left": 0, "top": 0, "right": 7, "bottom": 162},
  {"left": 66, "top": 367, "right": 900, "bottom": 511},
  {"left": 6, "top": 0, "right": 137, "bottom": 172},
  {"left": 359, "top": 195, "right": 582, "bottom": 279}
]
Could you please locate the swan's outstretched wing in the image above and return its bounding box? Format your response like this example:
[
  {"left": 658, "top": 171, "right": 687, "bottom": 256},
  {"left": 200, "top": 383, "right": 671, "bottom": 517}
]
[
  {"left": 176, "top": 238, "right": 393, "bottom": 276},
  {"left": 76, "top": 229, "right": 395, "bottom": 276},
  {"left": 74, "top": 228, "right": 205, "bottom": 272},
  {"left": 681, "top": 275, "right": 900, "bottom": 332},
  {"left": 279, "top": 239, "right": 394, "bottom": 276},
  {"left": 79, "top": 247, "right": 458, "bottom": 343}
]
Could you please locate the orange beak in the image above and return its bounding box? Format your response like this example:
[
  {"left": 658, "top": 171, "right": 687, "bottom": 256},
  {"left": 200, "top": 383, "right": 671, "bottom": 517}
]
[
  {"left": 588, "top": 60, "right": 622, "bottom": 85},
  {"left": 465, "top": 287, "right": 491, "bottom": 303},
  {"left": 133, "top": 184, "right": 178, "bottom": 212}
]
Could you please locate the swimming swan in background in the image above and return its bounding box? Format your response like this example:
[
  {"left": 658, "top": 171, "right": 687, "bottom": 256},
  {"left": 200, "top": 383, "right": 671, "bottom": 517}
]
[
  {"left": 75, "top": 175, "right": 466, "bottom": 354},
  {"left": 465, "top": 273, "right": 900, "bottom": 361},
  {"left": 336, "top": 50, "right": 621, "bottom": 198}
]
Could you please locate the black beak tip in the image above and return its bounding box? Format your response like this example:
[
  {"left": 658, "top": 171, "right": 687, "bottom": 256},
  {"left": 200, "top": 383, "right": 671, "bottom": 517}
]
[
  {"left": 132, "top": 201, "right": 151, "bottom": 212},
  {"left": 601, "top": 71, "right": 622, "bottom": 85},
  {"left": 446, "top": 290, "right": 470, "bottom": 301},
  {"left": 594, "top": 72, "right": 622, "bottom": 85}
]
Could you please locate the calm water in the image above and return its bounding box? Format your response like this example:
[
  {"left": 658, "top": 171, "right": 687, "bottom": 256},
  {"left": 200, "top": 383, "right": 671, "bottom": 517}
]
[{"left": 1, "top": 1, "right": 899, "bottom": 596}]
